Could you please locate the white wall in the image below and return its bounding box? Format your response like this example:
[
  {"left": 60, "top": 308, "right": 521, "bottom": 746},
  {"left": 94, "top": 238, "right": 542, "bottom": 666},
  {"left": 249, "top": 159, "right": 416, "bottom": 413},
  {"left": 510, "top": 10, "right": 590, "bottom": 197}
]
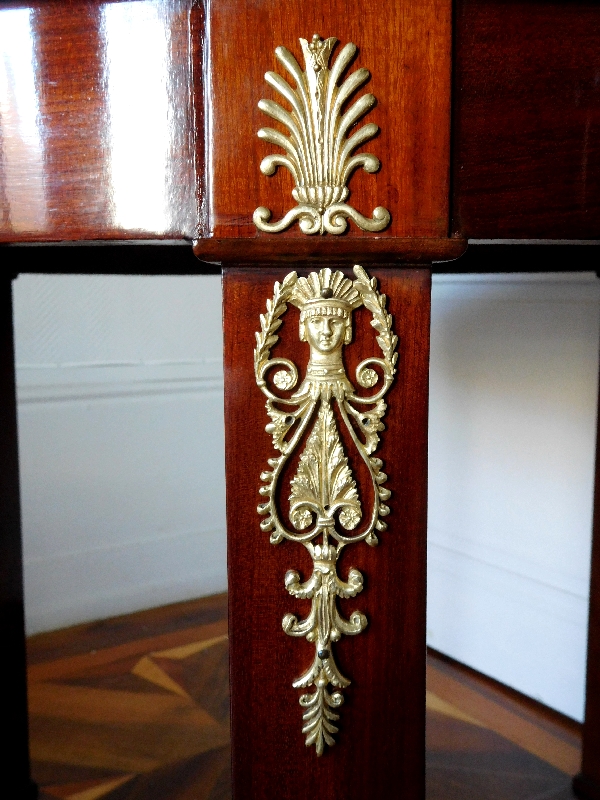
[
  {"left": 428, "top": 272, "right": 600, "bottom": 721},
  {"left": 14, "top": 273, "right": 226, "bottom": 635},
  {"left": 14, "top": 270, "right": 599, "bottom": 722}
]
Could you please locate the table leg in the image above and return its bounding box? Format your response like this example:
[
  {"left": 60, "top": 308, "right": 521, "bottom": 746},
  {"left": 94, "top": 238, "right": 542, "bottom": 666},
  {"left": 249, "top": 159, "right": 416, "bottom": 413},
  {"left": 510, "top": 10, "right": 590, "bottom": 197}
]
[
  {"left": 223, "top": 265, "right": 430, "bottom": 799},
  {"left": 0, "top": 277, "right": 37, "bottom": 799}
]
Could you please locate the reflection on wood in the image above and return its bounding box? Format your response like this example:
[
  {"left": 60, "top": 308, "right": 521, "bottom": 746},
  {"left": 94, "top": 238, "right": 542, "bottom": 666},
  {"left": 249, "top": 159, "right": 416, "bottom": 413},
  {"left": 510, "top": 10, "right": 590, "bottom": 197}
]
[
  {"left": 0, "top": 0, "right": 198, "bottom": 242},
  {"left": 28, "top": 594, "right": 581, "bottom": 800}
]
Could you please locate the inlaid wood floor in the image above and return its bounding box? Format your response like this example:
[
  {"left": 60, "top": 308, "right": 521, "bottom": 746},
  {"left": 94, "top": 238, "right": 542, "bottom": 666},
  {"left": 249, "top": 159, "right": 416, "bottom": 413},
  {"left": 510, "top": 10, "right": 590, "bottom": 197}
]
[{"left": 27, "top": 593, "right": 581, "bottom": 800}]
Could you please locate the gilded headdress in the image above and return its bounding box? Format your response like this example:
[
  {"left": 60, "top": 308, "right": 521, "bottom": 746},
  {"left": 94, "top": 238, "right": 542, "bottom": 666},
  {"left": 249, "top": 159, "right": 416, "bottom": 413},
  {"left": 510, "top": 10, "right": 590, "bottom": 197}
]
[{"left": 289, "top": 269, "right": 362, "bottom": 344}]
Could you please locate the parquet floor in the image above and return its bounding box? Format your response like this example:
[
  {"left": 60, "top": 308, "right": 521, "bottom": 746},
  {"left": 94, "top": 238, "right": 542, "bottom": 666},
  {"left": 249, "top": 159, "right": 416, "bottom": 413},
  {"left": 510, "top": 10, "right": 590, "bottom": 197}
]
[{"left": 27, "top": 593, "right": 582, "bottom": 800}]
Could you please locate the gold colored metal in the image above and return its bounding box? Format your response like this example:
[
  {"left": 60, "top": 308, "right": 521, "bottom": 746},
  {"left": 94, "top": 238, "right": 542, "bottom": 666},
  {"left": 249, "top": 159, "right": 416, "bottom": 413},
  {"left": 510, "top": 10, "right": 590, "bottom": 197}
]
[
  {"left": 255, "top": 266, "right": 397, "bottom": 755},
  {"left": 253, "top": 35, "right": 391, "bottom": 235}
]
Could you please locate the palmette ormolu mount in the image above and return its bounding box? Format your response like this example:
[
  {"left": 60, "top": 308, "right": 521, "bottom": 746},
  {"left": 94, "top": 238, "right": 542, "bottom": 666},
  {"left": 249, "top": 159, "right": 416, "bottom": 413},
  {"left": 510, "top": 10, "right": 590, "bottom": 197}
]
[{"left": 253, "top": 35, "right": 391, "bottom": 236}]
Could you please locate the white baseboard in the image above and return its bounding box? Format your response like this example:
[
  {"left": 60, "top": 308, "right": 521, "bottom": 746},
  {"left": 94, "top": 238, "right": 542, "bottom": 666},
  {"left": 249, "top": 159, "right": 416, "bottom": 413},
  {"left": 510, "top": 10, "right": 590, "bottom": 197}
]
[
  {"left": 427, "top": 540, "right": 588, "bottom": 721},
  {"left": 24, "top": 525, "right": 227, "bottom": 635}
]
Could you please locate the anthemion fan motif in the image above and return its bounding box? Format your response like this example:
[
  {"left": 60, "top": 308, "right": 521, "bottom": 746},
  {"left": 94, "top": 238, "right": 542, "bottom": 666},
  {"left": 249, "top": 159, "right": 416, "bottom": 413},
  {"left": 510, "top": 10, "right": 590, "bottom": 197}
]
[
  {"left": 254, "top": 266, "right": 398, "bottom": 754},
  {"left": 253, "top": 35, "right": 391, "bottom": 235}
]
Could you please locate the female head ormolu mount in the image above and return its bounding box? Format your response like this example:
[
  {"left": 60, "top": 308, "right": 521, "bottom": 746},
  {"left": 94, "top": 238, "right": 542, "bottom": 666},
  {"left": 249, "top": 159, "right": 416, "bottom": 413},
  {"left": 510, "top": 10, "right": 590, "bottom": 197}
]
[
  {"left": 290, "top": 268, "right": 362, "bottom": 396},
  {"left": 254, "top": 264, "right": 398, "bottom": 756}
]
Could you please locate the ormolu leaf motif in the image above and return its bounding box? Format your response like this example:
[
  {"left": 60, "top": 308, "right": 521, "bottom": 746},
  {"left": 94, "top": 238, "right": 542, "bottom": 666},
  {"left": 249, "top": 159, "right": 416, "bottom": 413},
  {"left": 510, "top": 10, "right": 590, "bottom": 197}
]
[
  {"left": 300, "top": 677, "right": 343, "bottom": 757},
  {"left": 289, "top": 403, "right": 361, "bottom": 531}
]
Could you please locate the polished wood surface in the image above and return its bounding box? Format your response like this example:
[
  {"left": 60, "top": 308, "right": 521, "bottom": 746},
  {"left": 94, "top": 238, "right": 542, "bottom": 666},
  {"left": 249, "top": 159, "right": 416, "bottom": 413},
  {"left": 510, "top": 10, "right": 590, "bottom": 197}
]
[
  {"left": 0, "top": 0, "right": 455, "bottom": 248},
  {"left": 193, "top": 236, "right": 466, "bottom": 265},
  {"left": 0, "top": 0, "right": 198, "bottom": 242},
  {"left": 27, "top": 594, "right": 582, "bottom": 800},
  {"left": 223, "top": 267, "right": 430, "bottom": 799},
  {"left": 452, "top": 0, "right": 600, "bottom": 239},
  {"left": 3, "top": 1, "right": 600, "bottom": 244},
  {"left": 205, "top": 0, "right": 451, "bottom": 243},
  {"left": 29, "top": 595, "right": 231, "bottom": 800}
]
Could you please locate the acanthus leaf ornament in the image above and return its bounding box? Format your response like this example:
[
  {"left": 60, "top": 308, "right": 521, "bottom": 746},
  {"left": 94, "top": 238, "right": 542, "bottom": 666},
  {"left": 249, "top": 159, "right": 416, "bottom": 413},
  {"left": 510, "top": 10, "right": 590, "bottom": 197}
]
[
  {"left": 253, "top": 35, "right": 391, "bottom": 235},
  {"left": 254, "top": 266, "right": 398, "bottom": 754}
]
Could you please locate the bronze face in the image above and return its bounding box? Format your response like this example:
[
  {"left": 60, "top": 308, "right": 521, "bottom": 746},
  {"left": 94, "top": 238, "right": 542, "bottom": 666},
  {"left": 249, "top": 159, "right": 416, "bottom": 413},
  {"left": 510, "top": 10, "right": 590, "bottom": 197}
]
[{"left": 305, "top": 313, "right": 347, "bottom": 355}]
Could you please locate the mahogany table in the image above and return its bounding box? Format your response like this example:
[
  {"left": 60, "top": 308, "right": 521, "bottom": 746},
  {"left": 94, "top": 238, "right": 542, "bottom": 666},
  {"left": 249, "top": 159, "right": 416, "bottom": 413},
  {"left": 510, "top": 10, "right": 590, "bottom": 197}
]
[{"left": 1, "top": 1, "right": 599, "bottom": 798}]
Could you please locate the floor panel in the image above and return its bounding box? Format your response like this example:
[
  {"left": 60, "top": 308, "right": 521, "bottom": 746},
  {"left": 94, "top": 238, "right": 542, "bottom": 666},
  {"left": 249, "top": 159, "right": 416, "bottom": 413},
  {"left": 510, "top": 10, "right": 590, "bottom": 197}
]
[{"left": 28, "top": 594, "right": 581, "bottom": 800}]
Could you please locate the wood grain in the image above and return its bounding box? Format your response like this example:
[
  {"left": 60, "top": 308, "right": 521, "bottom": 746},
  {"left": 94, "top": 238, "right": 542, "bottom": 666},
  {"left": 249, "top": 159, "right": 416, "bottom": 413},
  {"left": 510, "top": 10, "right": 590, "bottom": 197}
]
[
  {"left": 223, "top": 267, "right": 430, "bottom": 800},
  {"left": 428, "top": 654, "right": 581, "bottom": 776},
  {"left": 193, "top": 236, "right": 466, "bottom": 265},
  {"left": 204, "top": 0, "right": 452, "bottom": 241},
  {"left": 27, "top": 593, "right": 581, "bottom": 800},
  {"left": 28, "top": 619, "right": 229, "bottom": 686},
  {"left": 27, "top": 594, "right": 229, "bottom": 666},
  {"left": 28, "top": 595, "right": 231, "bottom": 800},
  {"left": 0, "top": 0, "right": 199, "bottom": 242},
  {"left": 4, "top": 0, "right": 600, "bottom": 244},
  {"left": 452, "top": 0, "right": 600, "bottom": 239}
]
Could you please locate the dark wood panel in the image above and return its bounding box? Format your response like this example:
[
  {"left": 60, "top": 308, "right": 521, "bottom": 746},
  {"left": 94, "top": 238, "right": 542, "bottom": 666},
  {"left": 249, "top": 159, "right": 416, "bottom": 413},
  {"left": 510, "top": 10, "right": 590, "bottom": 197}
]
[
  {"left": 194, "top": 236, "right": 466, "bottom": 265},
  {"left": 0, "top": 278, "right": 37, "bottom": 799},
  {"left": 5, "top": 240, "right": 600, "bottom": 276},
  {"left": 223, "top": 267, "right": 430, "bottom": 799},
  {"left": 0, "top": 0, "right": 199, "bottom": 242},
  {"left": 453, "top": 0, "right": 600, "bottom": 239},
  {"left": 205, "top": 0, "right": 452, "bottom": 241},
  {"left": 0, "top": 242, "right": 220, "bottom": 275},
  {"left": 431, "top": 243, "right": 600, "bottom": 273}
]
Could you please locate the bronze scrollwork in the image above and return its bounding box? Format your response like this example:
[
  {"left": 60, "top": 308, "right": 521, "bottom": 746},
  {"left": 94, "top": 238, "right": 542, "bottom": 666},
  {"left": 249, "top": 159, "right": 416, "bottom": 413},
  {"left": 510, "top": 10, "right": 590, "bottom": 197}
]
[{"left": 254, "top": 266, "right": 398, "bottom": 754}]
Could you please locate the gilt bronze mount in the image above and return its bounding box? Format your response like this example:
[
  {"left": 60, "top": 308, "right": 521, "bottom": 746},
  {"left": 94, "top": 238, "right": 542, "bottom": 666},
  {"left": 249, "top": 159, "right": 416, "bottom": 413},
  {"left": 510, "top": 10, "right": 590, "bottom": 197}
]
[
  {"left": 254, "top": 35, "right": 391, "bottom": 235},
  {"left": 255, "top": 266, "right": 397, "bottom": 754}
]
